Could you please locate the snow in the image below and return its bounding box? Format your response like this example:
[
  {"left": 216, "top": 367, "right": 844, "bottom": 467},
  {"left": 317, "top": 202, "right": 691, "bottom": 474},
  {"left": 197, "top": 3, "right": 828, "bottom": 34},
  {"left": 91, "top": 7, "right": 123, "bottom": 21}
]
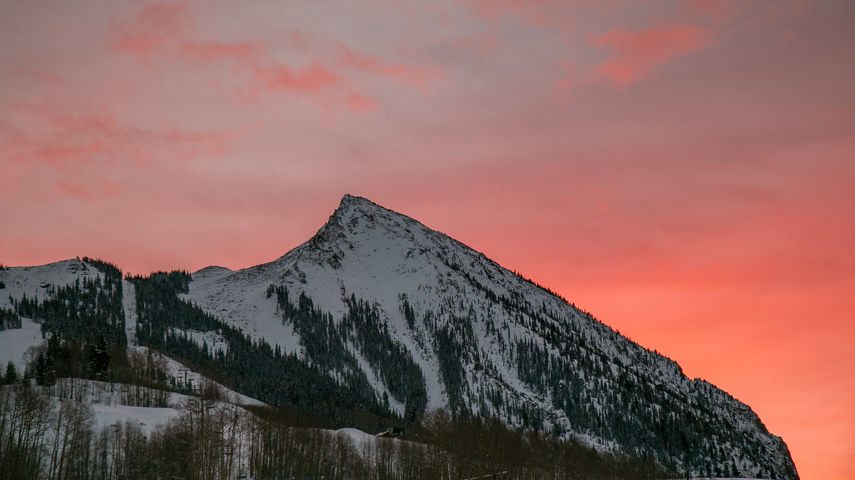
[
  {"left": 91, "top": 403, "right": 180, "bottom": 434},
  {"left": 350, "top": 347, "right": 405, "bottom": 415},
  {"left": 0, "top": 316, "right": 42, "bottom": 371},
  {"left": 129, "top": 346, "right": 265, "bottom": 407},
  {"left": 169, "top": 327, "right": 229, "bottom": 355},
  {"left": 335, "top": 427, "right": 422, "bottom": 464},
  {"left": 122, "top": 279, "right": 137, "bottom": 344},
  {"left": 0, "top": 258, "right": 113, "bottom": 371},
  {"left": 0, "top": 258, "right": 103, "bottom": 310},
  {"left": 0, "top": 196, "right": 797, "bottom": 479},
  {"left": 172, "top": 195, "right": 796, "bottom": 477},
  {"left": 182, "top": 266, "right": 304, "bottom": 357},
  {"left": 335, "top": 427, "right": 376, "bottom": 445},
  {"left": 31, "top": 377, "right": 251, "bottom": 436}
]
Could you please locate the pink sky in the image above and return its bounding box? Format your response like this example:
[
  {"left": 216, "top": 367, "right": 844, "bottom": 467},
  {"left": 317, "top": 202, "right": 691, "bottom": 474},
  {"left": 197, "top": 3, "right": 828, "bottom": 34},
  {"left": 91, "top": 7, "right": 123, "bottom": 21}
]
[{"left": 1, "top": 1, "right": 853, "bottom": 477}]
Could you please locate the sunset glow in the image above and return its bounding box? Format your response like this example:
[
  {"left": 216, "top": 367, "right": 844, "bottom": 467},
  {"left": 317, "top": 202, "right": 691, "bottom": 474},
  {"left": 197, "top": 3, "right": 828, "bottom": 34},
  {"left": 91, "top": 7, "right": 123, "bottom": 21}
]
[{"left": 2, "top": 1, "right": 853, "bottom": 478}]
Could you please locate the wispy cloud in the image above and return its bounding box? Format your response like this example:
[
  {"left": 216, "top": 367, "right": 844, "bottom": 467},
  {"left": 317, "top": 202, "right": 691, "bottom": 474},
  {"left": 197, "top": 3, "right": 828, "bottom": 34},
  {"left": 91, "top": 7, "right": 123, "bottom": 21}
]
[
  {"left": 338, "top": 44, "right": 437, "bottom": 87},
  {"left": 111, "top": 1, "right": 192, "bottom": 64},
  {"left": 109, "top": 2, "right": 434, "bottom": 111},
  {"left": 1, "top": 102, "right": 234, "bottom": 197},
  {"left": 591, "top": 25, "right": 712, "bottom": 86}
]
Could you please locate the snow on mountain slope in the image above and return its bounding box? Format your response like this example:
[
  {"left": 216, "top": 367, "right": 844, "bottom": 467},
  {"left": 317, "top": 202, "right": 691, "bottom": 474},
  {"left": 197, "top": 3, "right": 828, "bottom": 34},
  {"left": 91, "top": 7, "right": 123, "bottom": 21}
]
[
  {"left": 0, "top": 258, "right": 265, "bottom": 411},
  {"left": 0, "top": 317, "right": 42, "bottom": 371},
  {"left": 183, "top": 194, "right": 798, "bottom": 479},
  {"left": 181, "top": 265, "right": 303, "bottom": 359},
  {"left": 0, "top": 259, "right": 108, "bottom": 369},
  {"left": 91, "top": 403, "right": 180, "bottom": 435},
  {"left": 0, "top": 258, "right": 103, "bottom": 311},
  {"left": 128, "top": 345, "right": 265, "bottom": 407},
  {"left": 0, "top": 196, "right": 798, "bottom": 478},
  {"left": 123, "top": 279, "right": 137, "bottom": 344}
]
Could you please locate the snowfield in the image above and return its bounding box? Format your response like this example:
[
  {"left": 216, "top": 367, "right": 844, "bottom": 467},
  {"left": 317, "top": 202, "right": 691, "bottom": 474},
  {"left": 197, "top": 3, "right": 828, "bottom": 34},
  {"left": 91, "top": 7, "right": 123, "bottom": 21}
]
[
  {"left": 91, "top": 403, "right": 180, "bottom": 434},
  {"left": 0, "top": 317, "right": 42, "bottom": 371}
]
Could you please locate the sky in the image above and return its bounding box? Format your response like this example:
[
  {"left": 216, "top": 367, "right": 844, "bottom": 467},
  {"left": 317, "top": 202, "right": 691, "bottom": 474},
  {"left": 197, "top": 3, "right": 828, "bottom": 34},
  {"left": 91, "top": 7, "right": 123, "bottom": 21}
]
[{"left": 1, "top": 0, "right": 853, "bottom": 477}]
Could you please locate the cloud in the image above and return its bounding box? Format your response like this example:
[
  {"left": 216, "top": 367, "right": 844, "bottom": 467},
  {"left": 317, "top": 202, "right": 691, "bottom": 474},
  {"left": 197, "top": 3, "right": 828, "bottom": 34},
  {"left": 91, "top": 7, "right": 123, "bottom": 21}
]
[
  {"left": 112, "top": 1, "right": 191, "bottom": 63},
  {"left": 1, "top": 103, "right": 233, "bottom": 175},
  {"left": 461, "top": 0, "right": 565, "bottom": 26},
  {"left": 112, "top": 1, "right": 264, "bottom": 68},
  {"left": 109, "top": 3, "right": 435, "bottom": 112},
  {"left": 253, "top": 63, "right": 341, "bottom": 93},
  {"left": 7, "top": 141, "right": 107, "bottom": 169},
  {"left": 342, "top": 91, "right": 378, "bottom": 113},
  {"left": 57, "top": 177, "right": 121, "bottom": 200},
  {"left": 682, "top": 0, "right": 738, "bottom": 20},
  {"left": 338, "top": 45, "right": 436, "bottom": 87},
  {"left": 110, "top": 2, "right": 350, "bottom": 108},
  {"left": 180, "top": 40, "right": 266, "bottom": 64},
  {"left": 592, "top": 25, "right": 712, "bottom": 86},
  {"left": 0, "top": 104, "right": 237, "bottom": 203}
]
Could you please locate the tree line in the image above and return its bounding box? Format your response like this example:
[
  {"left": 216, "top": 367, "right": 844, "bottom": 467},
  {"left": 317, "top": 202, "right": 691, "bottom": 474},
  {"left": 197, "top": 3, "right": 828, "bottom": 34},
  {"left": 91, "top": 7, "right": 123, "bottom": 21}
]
[{"left": 1, "top": 379, "right": 669, "bottom": 480}]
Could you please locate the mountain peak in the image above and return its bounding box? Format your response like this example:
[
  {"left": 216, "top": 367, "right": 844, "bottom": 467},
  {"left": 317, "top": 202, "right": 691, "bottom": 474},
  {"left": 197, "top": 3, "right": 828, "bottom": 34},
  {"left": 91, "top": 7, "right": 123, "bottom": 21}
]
[
  {"left": 339, "top": 193, "right": 368, "bottom": 206},
  {"left": 327, "top": 194, "right": 420, "bottom": 237},
  {"left": 292, "top": 193, "right": 444, "bottom": 272},
  {"left": 334, "top": 194, "right": 393, "bottom": 219},
  {"left": 156, "top": 194, "right": 800, "bottom": 478}
]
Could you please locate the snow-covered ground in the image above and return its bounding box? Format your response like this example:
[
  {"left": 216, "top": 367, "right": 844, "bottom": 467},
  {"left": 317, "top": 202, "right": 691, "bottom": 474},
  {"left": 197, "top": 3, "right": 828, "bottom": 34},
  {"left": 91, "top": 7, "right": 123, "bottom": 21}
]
[
  {"left": 0, "top": 258, "right": 102, "bottom": 310},
  {"left": 129, "top": 345, "right": 265, "bottom": 407},
  {"left": 0, "top": 317, "right": 42, "bottom": 371},
  {"left": 122, "top": 279, "right": 137, "bottom": 344},
  {"left": 91, "top": 403, "right": 180, "bottom": 435},
  {"left": 335, "top": 427, "right": 377, "bottom": 445},
  {"left": 0, "top": 258, "right": 105, "bottom": 371},
  {"left": 168, "top": 327, "right": 229, "bottom": 355}
]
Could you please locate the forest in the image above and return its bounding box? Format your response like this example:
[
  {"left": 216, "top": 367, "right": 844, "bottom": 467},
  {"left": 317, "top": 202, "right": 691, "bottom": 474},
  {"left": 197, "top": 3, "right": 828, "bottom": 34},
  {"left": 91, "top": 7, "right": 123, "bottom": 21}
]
[
  {"left": 0, "top": 259, "right": 670, "bottom": 478},
  {"left": 0, "top": 381, "right": 667, "bottom": 480}
]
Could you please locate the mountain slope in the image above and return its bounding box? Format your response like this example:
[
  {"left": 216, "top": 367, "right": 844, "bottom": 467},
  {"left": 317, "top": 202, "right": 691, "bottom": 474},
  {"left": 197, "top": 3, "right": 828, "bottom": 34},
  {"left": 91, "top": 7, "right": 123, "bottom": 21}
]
[
  {"left": 1, "top": 254, "right": 667, "bottom": 479},
  {"left": 180, "top": 194, "right": 798, "bottom": 479}
]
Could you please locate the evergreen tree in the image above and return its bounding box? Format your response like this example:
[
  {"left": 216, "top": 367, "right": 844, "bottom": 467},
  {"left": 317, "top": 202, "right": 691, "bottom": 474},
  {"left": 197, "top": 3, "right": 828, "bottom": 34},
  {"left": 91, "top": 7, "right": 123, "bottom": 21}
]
[
  {"left": 33, "top": 352, "right": 55, "bottom": 386},
  {"left": 89, "top": 338, "right": 111, "bottom": 380},
  {"left": 4, "top": 362, "right": 17, "bottom": 384}
]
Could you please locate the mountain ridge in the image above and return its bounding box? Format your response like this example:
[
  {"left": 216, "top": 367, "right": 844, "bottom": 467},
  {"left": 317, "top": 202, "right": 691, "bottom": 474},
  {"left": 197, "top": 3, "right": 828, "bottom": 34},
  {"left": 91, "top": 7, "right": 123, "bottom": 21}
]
[
  {"left": 0, "top": 194, "right": 799, "bottom": 479},
  {"left": 178, "top": 194, "right": 797, "bottom": 479}
]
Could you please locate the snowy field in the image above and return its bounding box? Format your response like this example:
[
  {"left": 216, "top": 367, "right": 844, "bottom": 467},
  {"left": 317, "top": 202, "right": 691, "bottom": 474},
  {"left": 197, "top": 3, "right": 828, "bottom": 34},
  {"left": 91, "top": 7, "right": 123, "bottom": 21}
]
[{"left": 0, "top": 317, "right": 43, "bottom": 370}]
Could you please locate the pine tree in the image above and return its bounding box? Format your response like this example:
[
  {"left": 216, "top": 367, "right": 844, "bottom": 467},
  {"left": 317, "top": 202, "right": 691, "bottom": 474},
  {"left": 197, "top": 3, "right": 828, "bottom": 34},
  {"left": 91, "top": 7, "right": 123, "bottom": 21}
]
[
  {"left": 34, "top": 352, "right": 55, "bottom": 386},
  {"left": 4, "top": 361, "right": 17, "bottom": 384},
  {"left": 89, "top": 338, "right": 111, "bottom": 380}
]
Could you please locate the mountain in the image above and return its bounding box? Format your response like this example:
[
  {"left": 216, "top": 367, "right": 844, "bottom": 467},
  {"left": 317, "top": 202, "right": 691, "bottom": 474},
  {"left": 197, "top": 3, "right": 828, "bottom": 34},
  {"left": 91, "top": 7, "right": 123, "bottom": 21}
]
[
  {"left": 179, "top": 194, "right": 797, "bottom": 478},
  {"left": 0, "top": 194, "right": 798, "bottom": 479}
]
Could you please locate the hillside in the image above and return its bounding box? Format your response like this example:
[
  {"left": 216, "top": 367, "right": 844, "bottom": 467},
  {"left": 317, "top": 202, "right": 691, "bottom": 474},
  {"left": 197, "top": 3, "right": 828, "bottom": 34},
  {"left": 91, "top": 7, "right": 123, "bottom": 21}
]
[
  {"left": 0, "top": 195, "right": 799, "bottom": 479},
  {"left": 180, "top": 194, "right": 798, "bottom": 478}
]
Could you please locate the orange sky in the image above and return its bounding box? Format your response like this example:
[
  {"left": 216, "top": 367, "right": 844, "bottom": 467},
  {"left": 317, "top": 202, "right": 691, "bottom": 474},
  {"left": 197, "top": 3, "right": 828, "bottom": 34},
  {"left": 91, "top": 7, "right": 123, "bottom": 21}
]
[{"left": 1, "top": 1, "right": 853, "bottom": 478}]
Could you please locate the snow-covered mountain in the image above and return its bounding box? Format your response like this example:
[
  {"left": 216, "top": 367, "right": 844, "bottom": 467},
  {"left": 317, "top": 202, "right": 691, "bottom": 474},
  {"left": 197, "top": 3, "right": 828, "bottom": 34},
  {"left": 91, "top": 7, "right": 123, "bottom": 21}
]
[
  {"left": 180, "top": 194, "right": 797, "bottom": 479},
  {"left": 0, "top": 194, "right": 798, "bottom": 479}
]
